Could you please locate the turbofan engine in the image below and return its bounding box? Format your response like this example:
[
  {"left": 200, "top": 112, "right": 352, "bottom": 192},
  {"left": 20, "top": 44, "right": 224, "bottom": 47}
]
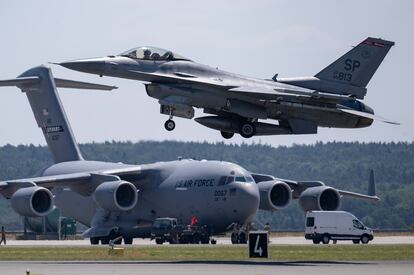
[
  {"left": 93, "top": 180, "right": 138, "bottom": 212},
  {"left": 258, "top": 181, "right": 292, "bottom": 211},
  {"left": 298, "top": 186, "right": 340, "bottom": 211},
  {"left": 10, "top": 186, "right": 54, "bottom": 217}
]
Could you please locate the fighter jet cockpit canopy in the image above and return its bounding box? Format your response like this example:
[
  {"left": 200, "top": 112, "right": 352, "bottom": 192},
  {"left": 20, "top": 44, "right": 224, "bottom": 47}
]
[{"left": 120, "top": 46, "right": 192, "bottom": 62}]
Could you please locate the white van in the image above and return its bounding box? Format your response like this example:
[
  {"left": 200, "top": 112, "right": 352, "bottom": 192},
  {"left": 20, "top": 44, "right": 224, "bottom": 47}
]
[{"left": 305, "top": 211, "right": 374, "bottom": 244}]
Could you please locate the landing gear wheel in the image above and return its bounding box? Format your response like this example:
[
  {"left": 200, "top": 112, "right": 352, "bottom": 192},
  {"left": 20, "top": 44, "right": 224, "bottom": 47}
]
[
  {"left": 353, "top": 239, "right": 360, "bottom": 244},
  {"left": 100, "top": 237, "right": 109, "bottom": 245},
  {"left": 238, "top": 232, "right": 247, "bottom": 244},
  {"left": 164, "top": 119, "right": 175, "bottom": 131},
  {"left": 90, "top": 237, "right": 99, "bottom": 245},
  {"left": 210, "top": 239, "right": 217, "bottom": 245},
  {"left": 155, "top": 239, "right": 164, "bottom": 245},
  {"left": 124, "top": 237, "right": 133, "bottom": 245},
  {"left": 239, "top": 122, "right": 256, "bottom": 138},
  {"left": 220, "top": 131, "right": 234, "bottom": 139}
]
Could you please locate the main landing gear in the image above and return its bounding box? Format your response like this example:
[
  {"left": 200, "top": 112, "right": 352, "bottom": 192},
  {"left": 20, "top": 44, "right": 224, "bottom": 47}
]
[{"left": 239, "top": 122, "right": 256, "bottom": 138}]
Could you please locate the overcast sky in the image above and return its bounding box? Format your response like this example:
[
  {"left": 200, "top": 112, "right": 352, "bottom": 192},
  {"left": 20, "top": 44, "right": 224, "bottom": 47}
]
[{"left": 0, "top": 0, "right": 413, "bottom": 147}]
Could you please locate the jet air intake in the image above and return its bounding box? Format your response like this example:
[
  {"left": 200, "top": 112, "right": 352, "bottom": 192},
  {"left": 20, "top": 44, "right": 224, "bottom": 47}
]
[
  {"left": 258, "top": 181, "right": 292, "bottom": 211},
  {"left": 298, "top": 186, "right": 340, "bottom": 211},
  {"left": 93, "top": 180, "right": 138, "bottom": 212},
  {"left": 11, "top": 186, "right": 54, "bottom": 217}
]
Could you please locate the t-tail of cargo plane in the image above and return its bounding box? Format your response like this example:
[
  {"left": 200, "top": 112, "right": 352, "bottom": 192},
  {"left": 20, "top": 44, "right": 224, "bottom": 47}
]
[
  {"left": 278, "top": 37, "right": 395, "bottom": 99},
  {"left": 0, "top": 66, "right": 117, "bottom": 163}
]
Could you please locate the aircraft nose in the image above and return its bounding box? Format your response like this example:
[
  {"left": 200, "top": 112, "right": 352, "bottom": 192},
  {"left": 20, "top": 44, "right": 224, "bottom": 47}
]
[
  {"left": 236, "top": 183, "right": 260, "bottom": 218},
  {"left": 59, "top": 58, "right": 106, "bottom": 75}
]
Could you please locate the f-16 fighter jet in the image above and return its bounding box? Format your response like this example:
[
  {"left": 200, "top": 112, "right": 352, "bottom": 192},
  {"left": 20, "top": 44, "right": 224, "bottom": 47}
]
[
  {"left": 0, "top": 66, "right": 378, "bottom": 244},
  {"left": 58, "top": 37, "right": 396, "bottom": 139},
  {"left": 59, "top": 38, "right": 394, "bottom": 138}
]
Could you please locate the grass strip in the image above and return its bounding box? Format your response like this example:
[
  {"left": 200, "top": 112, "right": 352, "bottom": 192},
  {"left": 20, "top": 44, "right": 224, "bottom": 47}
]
[{"left": 0, "top": 244, "right": 413, "bottom": 261}]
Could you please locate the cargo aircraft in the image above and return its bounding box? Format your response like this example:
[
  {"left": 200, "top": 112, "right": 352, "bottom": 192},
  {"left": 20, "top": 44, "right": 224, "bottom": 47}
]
[
  {"left": 59, "top": 37, "right": 397, "bottom": 139},
  {"left": 0, "top": 66, "right": 378, "bottom": 244}
]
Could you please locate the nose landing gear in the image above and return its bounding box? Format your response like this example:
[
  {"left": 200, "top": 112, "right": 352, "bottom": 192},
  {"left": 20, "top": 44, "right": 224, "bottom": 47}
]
[{"left": 164, "top": 119, "right": 175, "bottom": 131}]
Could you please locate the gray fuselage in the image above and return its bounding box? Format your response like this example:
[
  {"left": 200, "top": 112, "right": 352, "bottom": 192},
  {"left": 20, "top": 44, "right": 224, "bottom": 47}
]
[{"left": 43, "top": 159, "right": 259, "bottom": 238}]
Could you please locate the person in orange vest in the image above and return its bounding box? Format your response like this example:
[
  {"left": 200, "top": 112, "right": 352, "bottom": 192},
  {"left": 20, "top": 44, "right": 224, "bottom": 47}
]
[
  {"left": 190, "top": 216, "right": 199, "bottom": 226},
  {"left": 0, "top": 226, "right": 6, "bottom": 245}
]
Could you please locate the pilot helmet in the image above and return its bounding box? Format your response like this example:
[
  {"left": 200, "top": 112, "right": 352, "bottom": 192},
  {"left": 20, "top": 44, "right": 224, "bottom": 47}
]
[{"left": 143, "top": 49, "right": 151, "bottom": 57}]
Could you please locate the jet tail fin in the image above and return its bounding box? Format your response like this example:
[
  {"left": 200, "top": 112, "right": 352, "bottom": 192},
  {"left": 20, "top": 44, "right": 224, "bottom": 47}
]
[
  {"left": 314, "top": 37, "right": 394, "bottom": 98},
  {"left": 0, "top": 66, "right": 86, "bottom": 163}
]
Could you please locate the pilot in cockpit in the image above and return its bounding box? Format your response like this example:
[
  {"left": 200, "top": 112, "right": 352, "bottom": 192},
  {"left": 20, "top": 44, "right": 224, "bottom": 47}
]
[
  {"left": 143, "top": 49, "right": 151, "bottom": 60},
  {"left": 162, "top": 51, "right": 173, "bottom": 61}
]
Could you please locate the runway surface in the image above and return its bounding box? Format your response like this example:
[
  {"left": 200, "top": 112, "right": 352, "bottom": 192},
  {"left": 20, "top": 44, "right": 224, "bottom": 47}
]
[
  {"left": 5, "top": 236, "right": 414, "bottom": 246},
  {"left": 0, "top": 261, "right": 413, "bottom": 275}
]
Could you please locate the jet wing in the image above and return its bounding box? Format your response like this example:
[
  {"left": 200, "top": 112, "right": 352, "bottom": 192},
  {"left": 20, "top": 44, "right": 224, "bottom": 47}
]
[
  {"left": 251, "top": 173, "right": 379, "bottom": 202},
  {"left": 128, "top": 68, "right": 350, "bottom": 104},
  {"left": 337, "top": 190, "right": 379, "bottom": 201},
  {"left": 127, "top": 69, "right": 236, "bottom": 89},
  {"left": 0, "top": 165, "right": 148, "bottom": 198},
  {"left": 229, "top": 85, "right": 352, "bottom": 103}
]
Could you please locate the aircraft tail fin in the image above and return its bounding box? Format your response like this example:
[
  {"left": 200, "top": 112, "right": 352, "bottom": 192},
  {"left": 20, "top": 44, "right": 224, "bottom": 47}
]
[
  {"left": 314, "top": 37, "right": 394, "bottom": 98},
  {"left": 0, "top": 66, "right": 83, "bottom": 163}
]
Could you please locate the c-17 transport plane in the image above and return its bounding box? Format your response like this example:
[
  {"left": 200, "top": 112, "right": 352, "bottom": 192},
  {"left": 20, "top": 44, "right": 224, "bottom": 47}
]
[
  {"left": 58, "top": 37, "right": 396, "bottom": 139},
  {"left": 0, "top": 66, "right": 378, "bottom": 244}
]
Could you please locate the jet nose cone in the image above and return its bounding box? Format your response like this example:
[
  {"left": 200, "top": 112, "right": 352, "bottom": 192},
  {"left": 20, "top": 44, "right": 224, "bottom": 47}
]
[{"left": 59, "top": 58, "right": 106, "bottom": 75}]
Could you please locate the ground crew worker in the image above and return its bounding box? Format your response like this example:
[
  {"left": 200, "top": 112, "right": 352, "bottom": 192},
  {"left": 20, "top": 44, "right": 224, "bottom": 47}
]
[
  {"left": 190, "top": 216, "right": 199, "bottom": 226},
  {"left": 0, "top": 226, "right": 6, "bottom": 245},
  {"left": 263, "top": 222, "right": 271, "bottom": 233}
]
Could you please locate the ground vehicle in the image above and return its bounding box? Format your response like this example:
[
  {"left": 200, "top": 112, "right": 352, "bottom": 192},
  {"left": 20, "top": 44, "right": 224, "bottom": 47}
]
[
  {"left": 150, "top": 218, "right": 213, "bottom": 244},
  {"left": 305, "top": 211, "right": 374, "bottom": 244}
]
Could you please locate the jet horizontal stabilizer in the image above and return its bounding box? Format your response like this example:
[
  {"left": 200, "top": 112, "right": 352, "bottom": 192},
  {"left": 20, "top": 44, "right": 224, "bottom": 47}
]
[
  {"left": 53, "top": 78, "right": 117, "bottom": 91},
  {"left": 338, "top": 107, "right": 400, "bottom": 125},
  {"left": 0, "top": 76, "right": 117, "bottom": 91}
]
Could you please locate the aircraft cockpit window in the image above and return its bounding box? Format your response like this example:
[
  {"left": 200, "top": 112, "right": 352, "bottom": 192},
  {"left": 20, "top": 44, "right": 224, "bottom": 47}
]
[
  {"left": 245, "top": 176, "right": 254, "bottom": 183},
  {"left": 225, "top": 176, "right": 235, "bottom": 185},
  {"left": 120, "top": 46, "right": 192, "bottom": 61},
  {"left": 235, "top": 176, "right": 246, "bottom": 182}
]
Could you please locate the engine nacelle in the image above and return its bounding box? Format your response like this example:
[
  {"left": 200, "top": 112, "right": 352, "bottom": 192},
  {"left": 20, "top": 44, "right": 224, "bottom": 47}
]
[
  {"left": 93, "top": 180, "right": 138, "bottom": 212},
  {"left": 258, "top": 181, "right": 292, "bottom": 211},
  {"left": 299, "top": 186, "right": 340, "bottom": 212},
  {"left": 10, "top": 186, "right": 54, "bottom": 217}
]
